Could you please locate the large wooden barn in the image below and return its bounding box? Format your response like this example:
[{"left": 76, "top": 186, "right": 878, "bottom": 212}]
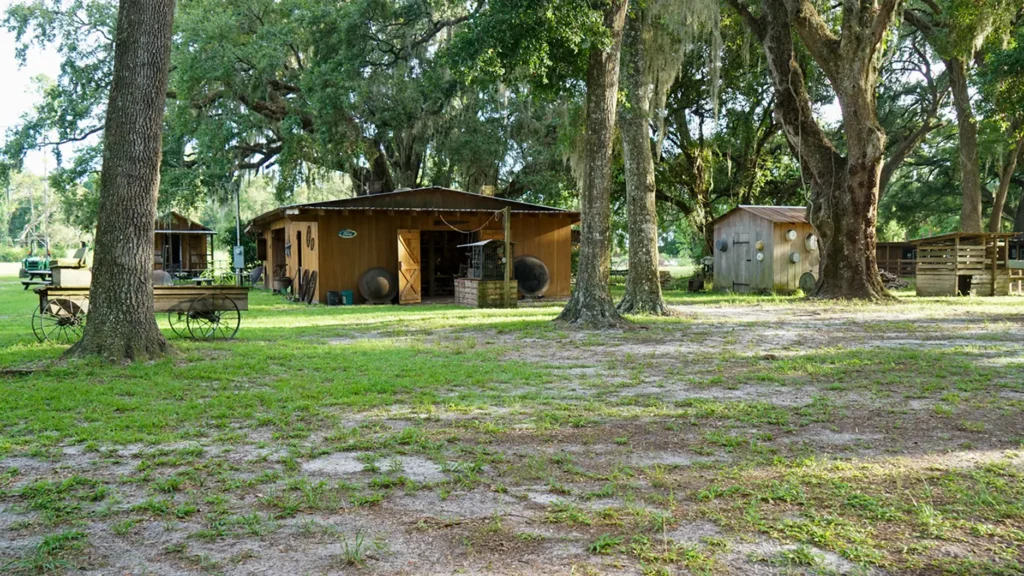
[
  {"left": 154, "top": 212, "right": 215, "bottom": 276},
  {"left": 248, "top": 187, "right": 579, "bottom": 304},
  {"left": 712, "top": 206, "right": 820, "bottom": 293}
]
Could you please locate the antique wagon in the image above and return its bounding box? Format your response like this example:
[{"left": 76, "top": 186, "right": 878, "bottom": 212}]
[{"left": 31, "top": 285, "right": 249, "bottom": 344}]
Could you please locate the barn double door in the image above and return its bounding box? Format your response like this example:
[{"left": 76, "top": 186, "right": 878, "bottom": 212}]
[{"left": 397, "top": 229, "right": 421, "bottom": 304}]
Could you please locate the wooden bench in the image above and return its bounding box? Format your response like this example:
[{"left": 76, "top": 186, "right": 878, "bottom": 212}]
[{"left": 21, "top": 279, "right": 51, "bottom": 290}]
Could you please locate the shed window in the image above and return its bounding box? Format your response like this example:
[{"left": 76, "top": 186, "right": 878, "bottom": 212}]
[{"left": 256, "top": 238, "right": 267, "bottom": 260}]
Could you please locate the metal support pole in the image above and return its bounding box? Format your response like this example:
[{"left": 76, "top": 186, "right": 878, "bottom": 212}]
[
  {"left": 234, "top": 179, "right": 243, "bottom": 286},
  {"left": 503, "top": 206, "right": 511, "bottom": 307}
]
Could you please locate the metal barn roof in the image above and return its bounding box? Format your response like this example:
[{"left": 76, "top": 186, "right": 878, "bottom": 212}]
[
  {"left": 249, "top": 186, "right": 579, "bottom": 229},
  {"left": 155, "top": 211, "right": 215, "bottom": 233},
  {"left": 909, "top": 231, "right": 1017, "bottom": 244},
  {"left": 713, "top": 205, "right": 809, "bottom": 226}
]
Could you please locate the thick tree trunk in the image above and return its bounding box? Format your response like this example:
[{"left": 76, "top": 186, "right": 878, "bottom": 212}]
[
  {"left": 691, "top": 152, "right": 715, "bottom": 257},
  {"left": 755, "top": 0, "right": 888, "bottom": 299},
  {"left": 811, "top": 114, "right": 889, "bottom": 299},
  {"left": 948, "top": 58, "right": 984, "bottom": 233},
  {"left": 556, "top": 0, "right": 629, "bottom": 328},
  {"left": 617, "top": 12, "right": 668, "bottom": 316},
  {"left": 67, "top": 0, "right": 176, "bottom": 362},
  {"left": 1015, "top": 193, "right": 1024, "bottom": 233},
  {"left": 989, "top": 136, "right": 1024, "bottom": 233}
]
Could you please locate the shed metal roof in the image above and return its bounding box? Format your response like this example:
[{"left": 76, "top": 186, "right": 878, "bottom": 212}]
[{"left": 713, "top": 205, "right": 809, "bottom": 226}]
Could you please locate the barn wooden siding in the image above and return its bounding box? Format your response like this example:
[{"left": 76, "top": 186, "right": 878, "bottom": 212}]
[
  {"left": 313, "top": 210, "right": 573, "bottom": 304},
  {"left": 262, "top": 216, "right": 320, "bottom": 300}
]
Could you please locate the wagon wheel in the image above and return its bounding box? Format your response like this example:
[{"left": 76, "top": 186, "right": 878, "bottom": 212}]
[
  {"left": 31, "top": 305, "right": 45, "bottom": 342},
  {"left": 186, "top": 294, "right": 240, "bottom": 340},
  {"left": 35, "top": 298, "right": 87, "bottom": 345},
  {"left": 167, "top": 308, "right": 188, "bottom": 338}
]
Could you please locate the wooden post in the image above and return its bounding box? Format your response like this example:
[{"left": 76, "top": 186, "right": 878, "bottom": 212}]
[
  {"left": 952, "top": 235, "right": 960, "bottom": 295},
  {"left": 427, "top": 233, "right": 436, "bottom": 297},
  {"left": 503, "top": 207, "right": 511, "bottom": 308},
  {"left": 992, "top": 235, "right": 998, "bottom": 295}
]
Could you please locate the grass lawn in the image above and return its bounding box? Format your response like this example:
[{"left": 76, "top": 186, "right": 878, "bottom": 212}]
[{"left": 1, "top": 273, "right": 1023, "bottom": 575}]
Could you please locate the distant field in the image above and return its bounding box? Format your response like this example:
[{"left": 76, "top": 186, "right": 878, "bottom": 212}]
[
  {"left": 1, "top": 272, "right": 1022, "bottom": 575},
  {"left": 660, "top": 265, "right": 695, "bottom": 278}
]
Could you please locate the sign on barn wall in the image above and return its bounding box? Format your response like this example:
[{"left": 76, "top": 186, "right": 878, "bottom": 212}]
[{"left": 338, "top": 229, "right": 357, "bottom": 239}]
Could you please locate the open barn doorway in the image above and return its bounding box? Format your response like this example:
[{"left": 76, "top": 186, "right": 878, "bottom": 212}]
[
  {"left": 420, "top": 230, "right": 473, "bottom": 299},
  {"left": 271, "top": 228, "right": 286, "bottom": 284},
  {"left": 957, "top": 275, "right": 973, "bottom": 296}
]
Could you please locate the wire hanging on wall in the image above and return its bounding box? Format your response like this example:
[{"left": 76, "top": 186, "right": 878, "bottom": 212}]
[{"left": 439, "top": 210, "right": 503, "bottom": 235}]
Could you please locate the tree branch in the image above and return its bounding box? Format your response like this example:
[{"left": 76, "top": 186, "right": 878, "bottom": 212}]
[
  {"left": 723, "top": 0, "right": 764, "bottom": 40},
  {"left": 784, "top": 0, "right": 842, "bottom": 78},
  {"left": 871, "top": 0, "right": 901, "bottom": 48},
  {"left": 880, "top": 118, "right": 945, "bottom": 198},
  {"left": 655, "top": 190, "right": 694, "bottom": 217},
  {"left": 40, "top": 125, "right": 104, "bottom": 146}
]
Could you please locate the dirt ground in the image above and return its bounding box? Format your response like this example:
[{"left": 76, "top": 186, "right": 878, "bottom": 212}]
[{"left": 2, "top": 298, "right": 1023, "bottom": 575}]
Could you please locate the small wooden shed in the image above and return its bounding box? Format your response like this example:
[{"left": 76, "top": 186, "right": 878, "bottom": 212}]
[
  {"left": 247, "top": 187, "right": 579, "bottom": 304},
  {"left": 154, "top": 212, "right": 215, "bottom": 276},
  {"left": 712, "top": 206, "right": 820, "bottom": 293},
  {"left": 876, "top": 242, "right": 917, "bottom": 278},
  {"left": 912, "top": 232, "right": 1016, "bottom": 296}
]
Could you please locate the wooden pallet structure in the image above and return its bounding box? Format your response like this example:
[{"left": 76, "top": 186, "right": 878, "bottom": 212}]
[{"left": 912, "top": 232, "right": 1017, "bottom": 296}]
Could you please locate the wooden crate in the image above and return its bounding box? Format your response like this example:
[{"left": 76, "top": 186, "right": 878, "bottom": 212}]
[
  {"left": 153, "top": 286, "right": 250, "bottom": 312},
  {"left": 455, "top": 278, "right": 517, "bottom": 308}
]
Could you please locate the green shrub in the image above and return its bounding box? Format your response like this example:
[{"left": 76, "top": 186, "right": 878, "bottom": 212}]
[{"left": 0, "top": 244, "right": 28, "bottom": 263}]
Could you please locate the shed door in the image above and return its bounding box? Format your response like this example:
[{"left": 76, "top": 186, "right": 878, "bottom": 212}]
[
  {"left": 733, "top": 233, "right": 751, "bottom": 292},
  {"left": 398, "top": 229, "right": 421, "bottom": 304}
]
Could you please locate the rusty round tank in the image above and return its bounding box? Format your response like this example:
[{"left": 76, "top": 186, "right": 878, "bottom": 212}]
[
  {"left": 358, "top": 267, "right": 399, "bottom": 304},
  {"left": 514, "top": 255, "right": 550, "bottom": 298}
]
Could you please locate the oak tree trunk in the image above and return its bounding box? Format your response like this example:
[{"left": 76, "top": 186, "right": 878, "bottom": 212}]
[
  {"left": 67, "top": 0, "right": 176, "bottom": 362},
  {"left": 1015, "top": 193, "right": 1024, "bottom": 233},
  {"left": 989, "top": 136, "right": 1024, "bottom": 233},
  {"left": 556, "top": 0, "right": 629, "bottom": 328},
  {"left": 948, "top": 58, "right": 984, "bottom": 233},
  {"left": 753, "top": 0, "right": 888, "bottom": 299},
  {"left": 617, "top": 12, "right": 668, "bottom": 316}
]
